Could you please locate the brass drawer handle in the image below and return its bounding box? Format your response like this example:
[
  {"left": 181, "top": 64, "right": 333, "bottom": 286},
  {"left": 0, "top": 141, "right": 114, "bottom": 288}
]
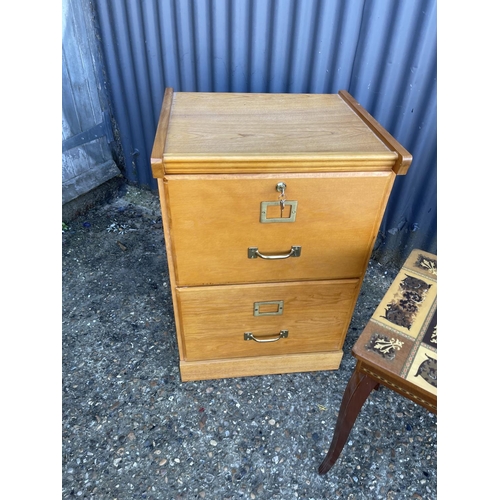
[
  {"left": 248, "top": 246, "right": 301, "bottom": 260},
  {"left": 244, "top": 330, "right": 289, "bottom": 343}
]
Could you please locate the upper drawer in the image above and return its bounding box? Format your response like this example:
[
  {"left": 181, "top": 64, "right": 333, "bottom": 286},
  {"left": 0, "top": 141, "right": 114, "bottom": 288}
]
[{"left": 164, "top": 172, "right": 394, "bottom": 286}]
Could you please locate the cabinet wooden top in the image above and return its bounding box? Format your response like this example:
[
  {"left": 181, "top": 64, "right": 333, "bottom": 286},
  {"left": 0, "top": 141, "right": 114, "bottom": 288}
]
[{"left": 151, "top": 89, "right": 411, "bottom": 176}]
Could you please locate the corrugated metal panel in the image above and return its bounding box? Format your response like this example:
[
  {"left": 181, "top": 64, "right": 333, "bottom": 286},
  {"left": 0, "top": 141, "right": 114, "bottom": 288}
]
[
  {"left": 348, "top": 0, "right": 437, "bottom": 262},
  {"left": 94, "top": 0, "right": 436, "bottom": 263}
]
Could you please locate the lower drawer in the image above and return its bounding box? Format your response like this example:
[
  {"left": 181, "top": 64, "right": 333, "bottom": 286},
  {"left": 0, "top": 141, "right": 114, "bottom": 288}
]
[{"left": 176, "top": 279, "right": 359, "bottom": 361}]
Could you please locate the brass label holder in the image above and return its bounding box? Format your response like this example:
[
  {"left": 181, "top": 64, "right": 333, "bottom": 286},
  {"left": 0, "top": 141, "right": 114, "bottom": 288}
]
[{"left": 253, "top": 300, "right": 284, "bottom": 316}]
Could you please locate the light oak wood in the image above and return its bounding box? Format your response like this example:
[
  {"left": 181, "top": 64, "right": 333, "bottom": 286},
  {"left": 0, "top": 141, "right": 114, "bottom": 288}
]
[
  {"left": 179, "top": 350, "right": 344, "bottom": 382},
  {"left": 176, "top": 280, "right": 359, "bottom": 361},
  {"left": 150, "top": 90, "right": 412, "bottom": 175},
  {"left": 157, "top": 177, "right": 185, "bottom": 359},
  {"left": 338, "top": 90, "right": 412, "bottom": 175},
  {"left": 163, "top": 172, "right": 395, "bottom": 286},
  {"left": 165, "top": 92, "right": 393, "bottom": 155},
  {"left": 158, "top": 156, "right": 395, "bottom": 175},
  {"left": 150, "top": 89, "right": 412, "bottom": 381},
  {"left": 151, "top": 88, "right": 173, "bottom": 179}
]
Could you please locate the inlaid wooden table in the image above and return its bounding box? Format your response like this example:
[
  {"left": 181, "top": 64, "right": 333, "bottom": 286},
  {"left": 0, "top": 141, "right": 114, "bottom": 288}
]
[{"left": 318, "top": 248, "right": 437, "bottom": 474}]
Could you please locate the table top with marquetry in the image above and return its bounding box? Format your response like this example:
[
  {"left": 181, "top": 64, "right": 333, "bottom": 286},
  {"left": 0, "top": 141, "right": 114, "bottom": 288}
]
[{"left": 352, "top": 249, "right": 437, "bottom": 409}]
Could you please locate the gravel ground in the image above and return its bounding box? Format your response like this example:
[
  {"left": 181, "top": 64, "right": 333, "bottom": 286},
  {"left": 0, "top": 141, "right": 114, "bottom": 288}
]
[{"left": 62, "top": 183, "right": 437, "bottom": 499}]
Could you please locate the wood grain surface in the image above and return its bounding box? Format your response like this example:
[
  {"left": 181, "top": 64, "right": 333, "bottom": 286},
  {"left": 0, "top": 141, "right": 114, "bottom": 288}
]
[
  {"left": 163, "top": 172, "right": 395, "bottom": 286},
  {"left": 177, "top": 279, "right": 359, "bottom": 361}
]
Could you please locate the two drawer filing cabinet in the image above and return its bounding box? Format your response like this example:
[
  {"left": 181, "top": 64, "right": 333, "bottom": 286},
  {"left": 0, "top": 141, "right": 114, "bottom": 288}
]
[{"left": 150, "top": 89, "right": 412, "bottom": 382}]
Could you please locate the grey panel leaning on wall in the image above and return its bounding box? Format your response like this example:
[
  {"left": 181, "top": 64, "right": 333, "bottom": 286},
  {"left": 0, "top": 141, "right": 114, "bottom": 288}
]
[
  {"left": 94, "top": 0, "right": 436, "bottom": 264},
  {"left": 62, "top": 0, "right": 120, "bottom": 206}
]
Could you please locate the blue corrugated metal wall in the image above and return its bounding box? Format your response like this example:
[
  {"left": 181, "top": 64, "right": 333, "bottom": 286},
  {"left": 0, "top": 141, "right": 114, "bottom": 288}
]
[{"left": 94, "top": 0, "right": 436, "bottom": 263}]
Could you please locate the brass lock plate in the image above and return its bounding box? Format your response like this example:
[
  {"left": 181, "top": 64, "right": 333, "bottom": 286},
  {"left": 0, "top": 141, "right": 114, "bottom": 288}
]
[{"left": 260, "top": 200, "right": 298, "bottom": 223}]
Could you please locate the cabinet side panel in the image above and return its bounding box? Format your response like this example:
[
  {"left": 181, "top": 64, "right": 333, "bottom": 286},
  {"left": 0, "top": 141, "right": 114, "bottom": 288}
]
[
  {"left": 336, "top": 170, "right": 397, "bottom": 349},
  {"left": 157, "top": 177, "right": 185, "bottom": 359}
]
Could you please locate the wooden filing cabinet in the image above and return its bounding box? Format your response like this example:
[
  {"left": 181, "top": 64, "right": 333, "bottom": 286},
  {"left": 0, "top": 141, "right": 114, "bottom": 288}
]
[{"left": 150, "top": 89, "right": 411, "bottom": 382}]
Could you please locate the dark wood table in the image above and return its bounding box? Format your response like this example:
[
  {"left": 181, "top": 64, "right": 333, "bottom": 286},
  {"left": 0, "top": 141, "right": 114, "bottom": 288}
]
[{"left": 318, "top": 248, "right": 437, "bottom": 474}]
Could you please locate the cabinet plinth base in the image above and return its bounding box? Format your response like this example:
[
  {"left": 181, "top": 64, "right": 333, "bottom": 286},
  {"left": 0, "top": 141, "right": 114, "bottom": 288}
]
[{"left": 179, "top": 351, "right": 344, "bottom": 382}]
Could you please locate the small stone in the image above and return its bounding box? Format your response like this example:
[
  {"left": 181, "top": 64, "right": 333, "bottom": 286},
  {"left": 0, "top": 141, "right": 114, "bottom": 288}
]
[
  {"left": 159, "top": 459, "right": 167, "bottom": 466},
  {"left": 210, "top": 440, "right": 217, "bottom": 446},
  {"left": 268, "top": 419, "right": 276, "bottom": 426}
]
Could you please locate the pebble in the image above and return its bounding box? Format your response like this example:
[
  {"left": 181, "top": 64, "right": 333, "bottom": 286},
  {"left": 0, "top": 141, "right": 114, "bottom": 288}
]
[{"left": 62, "top": 187, "right": 437, "bottom": 499}]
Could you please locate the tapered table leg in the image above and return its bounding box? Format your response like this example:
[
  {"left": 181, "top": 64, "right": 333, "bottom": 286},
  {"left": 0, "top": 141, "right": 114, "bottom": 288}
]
[{"left": 318, "top": 366, "right": 379, "bottom": 475}]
